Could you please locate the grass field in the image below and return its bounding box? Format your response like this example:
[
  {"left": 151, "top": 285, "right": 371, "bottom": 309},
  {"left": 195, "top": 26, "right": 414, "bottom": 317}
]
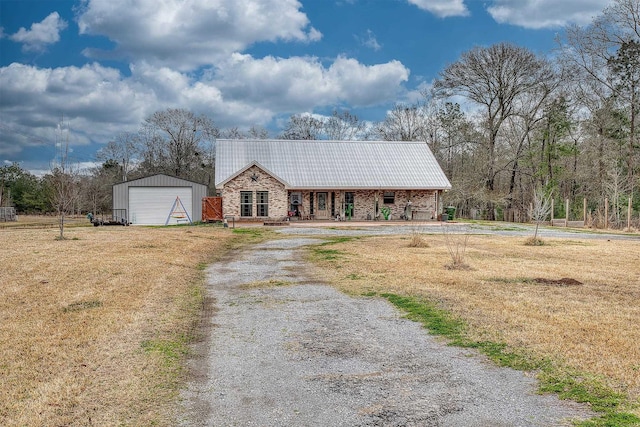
[
  {"left": 307, "top": 231, "right": 640, "bottom": 425},
  {"left": 2, "top": 216, "right": 639, "bottom": 425},
  {"left": 0, "top": 221, "right": 267, "bottom": 426}
]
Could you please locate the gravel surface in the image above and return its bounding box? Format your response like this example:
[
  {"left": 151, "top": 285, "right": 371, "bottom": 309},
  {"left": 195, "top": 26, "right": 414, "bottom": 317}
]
[
  {"left": 180, "top": 237, "right": 594, "bottom": 426},
  {"left": 279, "top": 221, "right": 640, "bottom": 240}
]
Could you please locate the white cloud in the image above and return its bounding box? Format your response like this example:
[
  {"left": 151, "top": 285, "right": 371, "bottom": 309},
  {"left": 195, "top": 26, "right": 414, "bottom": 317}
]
[
  {"left": 487, "top": 0, "right": 609, "bottom": 29},
  {"left": 407, "top": 0, "right": 469, "bottom": 18},
  {"left": 358, "top": 29, "right": 382, "bottom": 51},
  {"left": 0, "top": 52, "right": 410, "bottom": 162},
  {"left": 77, "top": 0, "right": 322, "bottom": 71},
  {"left": 212, "top": 54, "right": 410, "bottom": 111},
  {"left": 9, "top": 12, "right": 67, "bottom": 52},
  {"left": 0, "top": 62, "right": 149, "bottom": 161}
]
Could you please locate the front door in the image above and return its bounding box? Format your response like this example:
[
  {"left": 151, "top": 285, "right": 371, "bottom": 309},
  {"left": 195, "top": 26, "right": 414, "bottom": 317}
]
[{"left": 316, "top": 192, "right": 329, "bottom": 219}]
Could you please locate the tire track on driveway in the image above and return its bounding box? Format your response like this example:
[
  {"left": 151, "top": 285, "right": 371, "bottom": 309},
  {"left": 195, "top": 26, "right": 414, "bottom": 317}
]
[{"left": 180, "top": 237, "right": 593, "bottom": 426}]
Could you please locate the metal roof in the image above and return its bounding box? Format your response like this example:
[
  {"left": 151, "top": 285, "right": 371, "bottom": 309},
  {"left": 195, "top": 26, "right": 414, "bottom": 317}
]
[{"left": 215, "top": 139, "right": 452, "bottom": 190}]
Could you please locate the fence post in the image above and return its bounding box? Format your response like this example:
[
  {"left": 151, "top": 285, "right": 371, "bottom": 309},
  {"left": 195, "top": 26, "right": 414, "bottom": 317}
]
[
  {"left": 565, "top": 198, "right": 569, "bottom": 227},
  {"left": 628, "top": 196, "right": 632, "bottom": 230},
  {"left": 551, "top": 199, "right": 555, "bottom": 226},
  {"left": 583, "top": 198, "right": 587, "bottom": 223},
  {"left": 605, "top": 197, "right": 609, "bottom": 229}
]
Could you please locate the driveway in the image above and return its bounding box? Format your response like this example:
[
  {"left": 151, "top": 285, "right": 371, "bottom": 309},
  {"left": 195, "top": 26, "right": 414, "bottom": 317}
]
[
  {"left": 180, "top": 235, "right": 594, "bottom": 426},
  {"left": 279, "top": 220, "right": 640, "bottom": 241}
]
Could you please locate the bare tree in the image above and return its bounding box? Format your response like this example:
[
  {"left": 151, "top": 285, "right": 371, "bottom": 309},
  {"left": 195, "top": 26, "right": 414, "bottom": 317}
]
[
  {"left": 605, "top": 165, "right": 630, "bottom": 227},
  {"left": 560, "top": 0, "right": 640, "bottom": 192},
  {"left": 247, "top": 125, "right": 270, "bottom": 139},
  {"left": 528, "top": 186, "right": 552, "bottom": 244},
  {"left": 96, "top": 131, "right": 138, "bottom": 182},
  {"left": 374, "top": 103, "right": 428, "bottom": 141},
  {"left": 323, "top": 110, "right": 365, "bottom": 140},
  {"left": 608, "top": 40, "right": 640, "bottom": 191},
  {"left": 217, "top": 125, "right": 271, "bottom": 140},
  {"left": 48, "top": 121, "right": 80, "bottom": 240},
  {"left": 281, "top": 114, "right": 323, "bottom": 140},
  {"left": 434, "top": 43, "right": 555, "bottom": 219},
  {"left": 138, "top": 108, "right": 218, "bottom": 181},
  {"left": 221, "top": 127, "right": 246, "bottom": 139},
  {"left": 442, "top": 226, "right": 471, "bottom": 270}
]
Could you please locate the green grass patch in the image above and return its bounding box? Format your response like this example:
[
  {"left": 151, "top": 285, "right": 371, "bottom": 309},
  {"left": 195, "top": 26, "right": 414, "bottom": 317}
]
[
  {"left": 312, "top": 248, "right": 343, "bottom": 260},
  {"left": 317, "top": 236, "right": 360, "bottom": 246},
  {"left": 240, "top": 279, "right": 293, "bottom": 289},
  {"left": 538, "top": 370, "right": 625, "bottom": 411},
  {"left": 539, "top": 370, "right": 640, "bottom": 427},
  {"left": 308, "top": 236, "right": 360, "bottom": 260},
  {"left": 491, "top": 226, "right": 528, "bottom": 231},
  {"left": 63, "top": 300, "right": 102, "bottom": 313},
  {"left": 577, "top": 412, "right": 640, "bottom": 427},
  {"left": 377, "top": 292, "right": 638, "bottom": 426},
  {"left": 232, "top": 228, "right": 265, "bottom": 237},
  {"left": 141, "top": 336, "right": 190, "bottom": 368},
  {"left": 380, "top": 293, "right": 467, "bottom": 344},
  {"left": 140, "top": 337, "right": 194, "bottom": 414}
]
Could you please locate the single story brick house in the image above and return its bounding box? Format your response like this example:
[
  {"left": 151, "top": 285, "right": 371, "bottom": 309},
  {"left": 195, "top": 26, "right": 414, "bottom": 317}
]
[{"left": 214, "top": 139, "right": 451, "bottom": 221}]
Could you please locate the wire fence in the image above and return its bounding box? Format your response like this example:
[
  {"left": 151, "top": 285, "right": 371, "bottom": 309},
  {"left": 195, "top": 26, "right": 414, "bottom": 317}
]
[{"left": 458, "top": 196, "right": 639, "bottom": 231}]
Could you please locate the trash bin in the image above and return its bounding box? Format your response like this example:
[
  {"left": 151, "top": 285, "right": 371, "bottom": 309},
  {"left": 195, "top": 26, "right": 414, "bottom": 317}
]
[
  {"left": 446, "top": 206, "right": 456, "bottom": 220},
  {"left": 441, "top": 213, "right": 448, "bottom": 222}
]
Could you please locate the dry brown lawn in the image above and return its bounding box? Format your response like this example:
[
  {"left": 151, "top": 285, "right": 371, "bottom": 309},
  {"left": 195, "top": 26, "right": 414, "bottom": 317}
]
[
  {"left": 309, "top": 233, "right": 640, "bottom": 413},
  {"left": 0, "top": 224, "right": 241, "bottom": 426}
]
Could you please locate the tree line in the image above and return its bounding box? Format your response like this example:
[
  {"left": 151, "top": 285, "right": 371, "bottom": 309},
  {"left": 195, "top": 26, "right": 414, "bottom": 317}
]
[{"left": 2, "top": 0, "right": 638, "bottom": 228}]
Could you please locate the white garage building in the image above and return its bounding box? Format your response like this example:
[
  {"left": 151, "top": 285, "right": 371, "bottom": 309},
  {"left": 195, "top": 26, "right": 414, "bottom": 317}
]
[{"left": 113, "top": 174, "right": 208, "bottom": 225}]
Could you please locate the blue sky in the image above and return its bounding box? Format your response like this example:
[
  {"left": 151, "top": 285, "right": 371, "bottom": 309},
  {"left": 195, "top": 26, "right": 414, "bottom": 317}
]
[{"left": 1, "top": 0, "right": 610, "bottom": 174}]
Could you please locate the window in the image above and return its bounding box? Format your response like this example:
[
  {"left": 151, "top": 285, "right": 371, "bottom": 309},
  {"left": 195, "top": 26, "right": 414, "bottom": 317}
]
[
  {"left": 383, "top": 191, "right": 395, "bottom": 204},
  {"left": 331, "top": 192, "right": 335, "bottom": 216},
  {"left": 309, "top": 192, "right": 314, "bottom": 214},
  {"left": 240, "top": 191, "right": 253, "bottom": 217},
  {"left": 256, "top": 191, "right": 268, "bottom": 217}
]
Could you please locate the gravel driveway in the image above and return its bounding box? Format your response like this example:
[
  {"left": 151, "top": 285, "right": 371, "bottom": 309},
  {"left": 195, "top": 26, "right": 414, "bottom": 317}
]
[{"left": 180, "top": 236, "right": 594, "bottom": 426}]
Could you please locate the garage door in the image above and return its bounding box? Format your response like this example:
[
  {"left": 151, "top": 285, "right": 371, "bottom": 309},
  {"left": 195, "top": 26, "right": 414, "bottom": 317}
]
[{"left": 129, "top": 187, "right": 193, "bottom": 225}]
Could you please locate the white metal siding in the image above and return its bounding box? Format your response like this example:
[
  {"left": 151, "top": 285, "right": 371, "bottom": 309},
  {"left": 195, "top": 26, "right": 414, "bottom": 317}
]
[{"left": 129, "top": 187, "right": 193, "bottom": 225}]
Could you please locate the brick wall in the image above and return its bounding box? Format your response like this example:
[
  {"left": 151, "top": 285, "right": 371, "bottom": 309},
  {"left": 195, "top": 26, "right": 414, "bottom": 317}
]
[
  {"left": 220, "top": 165, "right": 439, "bottom": 221},
  {"left": 220, "top": 166, "right": 288, "bottom": 219},
  {"left": 334, "top": 190, "right": 437, "bottom": 220}
]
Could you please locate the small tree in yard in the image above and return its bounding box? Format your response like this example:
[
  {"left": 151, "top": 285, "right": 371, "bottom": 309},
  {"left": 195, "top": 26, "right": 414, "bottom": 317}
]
[
  {"left": 528, "top": 186, "right": 552, "bottom": 245},
  {"left": 47, "top": 120, "right": 80, "bottom": 240},
  {"left": 442, "top": 225, "right": 471, "bottom": 270},
  {"left": 47, "top": 168, "right": 80, "bottom": 240}
]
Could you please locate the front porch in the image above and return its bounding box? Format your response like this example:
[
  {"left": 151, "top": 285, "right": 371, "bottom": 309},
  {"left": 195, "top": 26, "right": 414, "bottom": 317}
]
[{"left": 286, "top": 189, "right": 442, "bottom": 222}]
